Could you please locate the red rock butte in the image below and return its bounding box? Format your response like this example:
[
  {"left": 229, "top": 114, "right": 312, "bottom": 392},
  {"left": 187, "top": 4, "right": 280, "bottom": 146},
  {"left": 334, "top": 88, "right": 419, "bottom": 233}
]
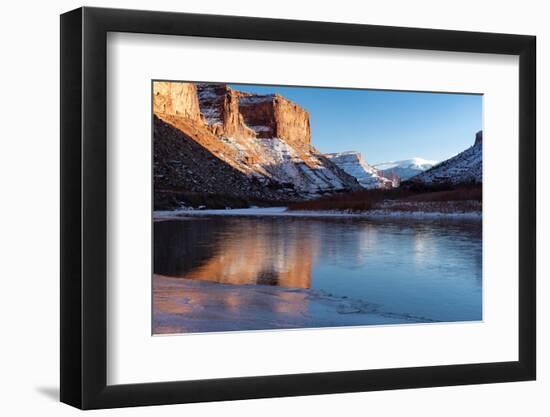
[{"left": 152, "top": 81, "right": 361, "bottom": 209}]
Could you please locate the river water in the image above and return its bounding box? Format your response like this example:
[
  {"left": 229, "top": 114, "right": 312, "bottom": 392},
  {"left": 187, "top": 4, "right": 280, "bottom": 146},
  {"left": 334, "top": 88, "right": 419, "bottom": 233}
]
[{"left": 153, "top": 215, "right": 482, "bottom": 334}]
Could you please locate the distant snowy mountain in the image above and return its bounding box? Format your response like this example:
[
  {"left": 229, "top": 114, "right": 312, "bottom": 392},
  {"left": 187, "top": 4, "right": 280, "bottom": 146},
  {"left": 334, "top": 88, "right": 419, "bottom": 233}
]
[
  {"left": 408, "top": 131, "right": 482, "bottom": 185},
  {"left": 325, "top": 151, "right": 397, "bottom": 189},
  {"left": 374, "top": 157, "right": 437, "bottom": 180}
]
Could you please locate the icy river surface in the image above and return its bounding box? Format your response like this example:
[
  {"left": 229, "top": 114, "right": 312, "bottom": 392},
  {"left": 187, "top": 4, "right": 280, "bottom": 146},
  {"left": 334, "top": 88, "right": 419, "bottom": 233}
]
[{"left": 153, "top": 215, "right": 482, "bottom": 334}]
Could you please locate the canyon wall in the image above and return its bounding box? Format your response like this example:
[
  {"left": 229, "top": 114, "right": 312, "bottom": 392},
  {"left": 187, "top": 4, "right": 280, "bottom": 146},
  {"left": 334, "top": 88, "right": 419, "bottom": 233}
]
[
  {"left": 153, "top": 81, "right": 360, "bottom": 209},
  {"left": 238, "top": 93, "right": 311, "bottom": 151},
  {"left": 153, "top": 81, "right": 202, "bottom": 120},
  {"left": 196, "top": 84, "right": 256, "bottom": 139}
]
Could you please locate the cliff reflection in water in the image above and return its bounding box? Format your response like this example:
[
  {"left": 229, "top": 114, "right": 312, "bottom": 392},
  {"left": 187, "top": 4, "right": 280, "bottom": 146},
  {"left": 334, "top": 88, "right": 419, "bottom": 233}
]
[
  {"left": 153, "top": 216, "right": 482, "bottom": 333},
  {"left": 154, "top": 217, "right": 319, "bottom": 289}
]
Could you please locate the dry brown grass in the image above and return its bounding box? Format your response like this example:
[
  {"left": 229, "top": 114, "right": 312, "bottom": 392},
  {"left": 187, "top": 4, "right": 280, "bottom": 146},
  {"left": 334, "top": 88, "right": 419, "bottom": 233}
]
[
  {"left": 287, "top": 196, "right": 373, "bottom": 212},
  {"left": 401, "top": 186, "right": 482, "bottom": 203},
  {"left": 287, "top": 184, "right": 481, "bottom": 212},
  {"left": 377, "top": 200, "right": 482, "bottom": 213},
  {"left": 287, "top": 189, "right": 384, "bottom": 212}
]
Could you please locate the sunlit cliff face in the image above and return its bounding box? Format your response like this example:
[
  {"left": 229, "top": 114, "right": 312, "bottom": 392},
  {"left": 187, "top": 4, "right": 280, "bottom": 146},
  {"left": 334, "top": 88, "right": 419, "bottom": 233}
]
[{"left": 152, "top": 81, "right": 361, "bottom": 204}]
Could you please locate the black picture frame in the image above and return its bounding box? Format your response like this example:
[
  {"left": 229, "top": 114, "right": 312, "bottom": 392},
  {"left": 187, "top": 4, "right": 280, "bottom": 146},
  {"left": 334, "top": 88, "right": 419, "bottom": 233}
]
[{"left": 60, "top": 6, "right": 536, "bottom": 410}]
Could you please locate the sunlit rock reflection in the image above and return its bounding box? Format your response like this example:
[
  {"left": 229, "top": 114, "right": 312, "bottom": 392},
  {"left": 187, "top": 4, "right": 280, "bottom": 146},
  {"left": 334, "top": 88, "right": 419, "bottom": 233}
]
[
  {"left": 155, "top": 218, "right": 320, "bottom": 288},
  {"left": 153, "top": 216, "right": 482, "bottom": 334}
]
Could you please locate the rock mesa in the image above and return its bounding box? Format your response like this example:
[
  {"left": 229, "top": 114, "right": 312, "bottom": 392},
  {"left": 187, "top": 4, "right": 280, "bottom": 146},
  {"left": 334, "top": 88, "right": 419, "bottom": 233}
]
[{"left": 153, "top": 81, "right": 360, "bottom": 209}]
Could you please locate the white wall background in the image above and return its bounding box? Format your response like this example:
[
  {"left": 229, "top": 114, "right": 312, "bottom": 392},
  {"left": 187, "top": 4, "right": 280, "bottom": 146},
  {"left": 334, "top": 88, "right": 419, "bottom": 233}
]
[{"left": 0, "top": 0, "right": 546, "bottom": 415}]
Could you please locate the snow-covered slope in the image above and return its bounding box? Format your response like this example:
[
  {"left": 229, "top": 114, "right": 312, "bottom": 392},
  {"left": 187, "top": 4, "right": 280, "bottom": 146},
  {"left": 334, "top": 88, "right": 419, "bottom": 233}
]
[
  {"left": 409, "top": 132, "right": 482, "bottom": 185},
  {"left": 219, "top": 135, "right": 360, "bottom": 195},
  {"left": 375, "top": 157, "right": 437, "bottom": 180},
  {"left": 195, "top": 84, "right": 359, "bottom": 196},
  {"left": 325, "top": 151, "right": 397, "bottom": 189}
]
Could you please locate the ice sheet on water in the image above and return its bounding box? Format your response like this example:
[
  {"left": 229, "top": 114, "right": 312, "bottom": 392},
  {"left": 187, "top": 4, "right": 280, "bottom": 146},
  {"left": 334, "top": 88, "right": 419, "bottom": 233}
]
[
  {"left": 153, "top": 275, "right": 431, "bottom": 334},
  {"left": 153, "top": 206, "right": 482, "bottom": 220}
]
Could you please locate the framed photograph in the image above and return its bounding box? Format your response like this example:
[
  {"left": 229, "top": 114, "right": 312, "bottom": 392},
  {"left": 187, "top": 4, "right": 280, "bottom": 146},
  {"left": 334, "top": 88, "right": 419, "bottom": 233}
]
[{"left": 60, "top": 6, "right": 536, "bottom": 409}]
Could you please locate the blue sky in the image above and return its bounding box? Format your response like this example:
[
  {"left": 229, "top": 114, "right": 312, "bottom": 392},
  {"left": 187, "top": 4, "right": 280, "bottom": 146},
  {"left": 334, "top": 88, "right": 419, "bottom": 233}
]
[{"left": 230, "top": 84, "right": 482, "bottom": 164}]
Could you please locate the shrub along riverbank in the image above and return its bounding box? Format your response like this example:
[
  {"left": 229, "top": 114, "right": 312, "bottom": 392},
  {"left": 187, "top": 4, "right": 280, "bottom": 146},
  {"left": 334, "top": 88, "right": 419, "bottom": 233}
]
[{"left": 287, "top": 184, "right": 482, "bottom": 213}]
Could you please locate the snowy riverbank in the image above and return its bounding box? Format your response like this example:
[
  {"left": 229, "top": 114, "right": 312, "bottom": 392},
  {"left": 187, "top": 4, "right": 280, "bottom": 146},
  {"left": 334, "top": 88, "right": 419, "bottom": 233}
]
[
  {"left": 154, "top": 206, "right": 482, "bottom": 221},
  {"left": 153, "top": 275, "right": 432, "bottom": 334}
]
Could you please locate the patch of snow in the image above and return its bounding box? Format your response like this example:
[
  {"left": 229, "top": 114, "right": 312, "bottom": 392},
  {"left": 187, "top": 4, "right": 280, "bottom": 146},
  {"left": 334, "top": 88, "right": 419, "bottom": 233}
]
[
  {"left": 196, "top": 84, "right": 220, "bottom": 99},
  {"left": 199, "top": 107, "right": 222, "bottom": 125},
  {"left": 375, "top": 157, "right": 438, "bottom": 171},
  {"left": 239, "top": 94, "right": 275, "bottom": 105},
  {"left": 410, "top": 141, "right": 482, "bottom": 185},
  {"left": 325, "top": 151, "right": 396, "bottom": 188},
  {"left": 153, "top": 275, "right": 433, "bottom": 334},
  {"left": 256, "top": 138, "right": 348, "bottom": 195},
  {"left": 154, "top": 206, "right": 481, "bottom": 220},
  {"left": 196, "top": 84, "right": 225, "bottom": 125},
  {"left": 375, "top": 157, "right": 438, "bottom": 180},
  {"left": 247, "top": 125, "right": 272, "bottom": 133}
]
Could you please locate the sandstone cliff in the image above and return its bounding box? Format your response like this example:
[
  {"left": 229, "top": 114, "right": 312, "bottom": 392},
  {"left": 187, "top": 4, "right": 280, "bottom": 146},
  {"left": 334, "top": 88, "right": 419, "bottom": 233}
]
[
  {"left": 153, "top": 81, "right": 202, "bottom": 120},
  {"left": 238, "top": 93, "right": 311, "bottom": 151},
  {"left": 153, "top": 81, "right": 360, "bottom": 209},
  {"left": 197, "top": 84, "right": 257, "bottom": 139},
  {"left": 153, "top": 115, "right": 286, "bottom": 209}
]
